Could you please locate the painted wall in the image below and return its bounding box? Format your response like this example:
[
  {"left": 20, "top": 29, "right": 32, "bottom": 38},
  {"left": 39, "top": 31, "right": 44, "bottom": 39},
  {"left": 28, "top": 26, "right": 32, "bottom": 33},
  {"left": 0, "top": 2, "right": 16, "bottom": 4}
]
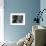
[
  {"left": 40, "top": 0, "right": 46, "bottom": 27},
  {"left": 4, "top": 0, "right": 40, "bottom": 42}
]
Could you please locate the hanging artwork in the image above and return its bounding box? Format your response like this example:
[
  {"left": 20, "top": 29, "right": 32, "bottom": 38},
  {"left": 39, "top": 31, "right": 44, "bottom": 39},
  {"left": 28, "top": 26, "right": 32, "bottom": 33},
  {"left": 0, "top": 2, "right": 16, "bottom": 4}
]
[{"left": 10, "top": 13, "right": 25, "bottom": 25}]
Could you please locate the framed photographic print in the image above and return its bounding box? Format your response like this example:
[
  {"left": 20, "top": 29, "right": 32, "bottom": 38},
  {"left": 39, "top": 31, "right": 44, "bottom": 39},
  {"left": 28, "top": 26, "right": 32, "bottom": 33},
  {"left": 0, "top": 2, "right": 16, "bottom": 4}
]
[{"left": 10, "top": 13, "right": 25, "bottom": 25}]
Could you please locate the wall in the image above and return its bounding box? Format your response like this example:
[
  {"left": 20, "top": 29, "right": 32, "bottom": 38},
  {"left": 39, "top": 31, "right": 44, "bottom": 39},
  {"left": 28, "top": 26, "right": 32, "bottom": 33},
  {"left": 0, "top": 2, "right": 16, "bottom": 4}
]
[
  {"left": 4, "top": 0, "right": 40, "bottom": 42},
  {"left": 40, "top": 0, "right": 46, "bottom": 27}
]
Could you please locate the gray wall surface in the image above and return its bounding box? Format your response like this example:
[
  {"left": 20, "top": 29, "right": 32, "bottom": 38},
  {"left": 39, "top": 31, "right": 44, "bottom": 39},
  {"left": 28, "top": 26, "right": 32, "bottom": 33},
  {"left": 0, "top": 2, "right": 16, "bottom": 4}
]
[
  {"left": 40, "top": 0, "right": 46, "bottom": 27},
  {"left": 4, "top": 0, "right": 40, "bottom": 42}
]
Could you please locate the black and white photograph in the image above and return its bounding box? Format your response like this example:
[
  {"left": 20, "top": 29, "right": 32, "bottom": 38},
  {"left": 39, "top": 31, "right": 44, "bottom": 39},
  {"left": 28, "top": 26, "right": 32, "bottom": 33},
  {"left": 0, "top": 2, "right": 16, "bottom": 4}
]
[{"left": 12, "top": 15, "right": 23, "bottom": 23}]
